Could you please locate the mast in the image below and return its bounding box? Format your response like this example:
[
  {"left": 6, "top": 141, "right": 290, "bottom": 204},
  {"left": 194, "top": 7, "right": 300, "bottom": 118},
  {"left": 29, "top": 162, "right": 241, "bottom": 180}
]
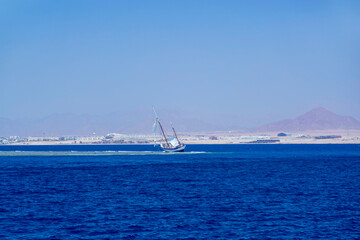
[
  {"left": 157, "top": 119, "right": 169, "bottom": 146},
  {"left": 171, "top": 123, "right": 181, "bottom": 145},
  {"left": 153, "top": 107, "right": 169, "bottom": 146}
]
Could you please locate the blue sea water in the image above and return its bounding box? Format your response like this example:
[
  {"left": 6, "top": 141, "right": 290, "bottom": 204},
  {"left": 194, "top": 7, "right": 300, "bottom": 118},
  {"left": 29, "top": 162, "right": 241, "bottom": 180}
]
[{"left": 0, "top": 144, "right": 359, "bottom": 239}]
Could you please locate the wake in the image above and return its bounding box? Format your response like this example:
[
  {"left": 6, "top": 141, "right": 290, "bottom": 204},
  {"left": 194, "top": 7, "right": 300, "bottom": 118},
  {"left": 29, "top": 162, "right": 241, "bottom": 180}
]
[{"left": 0, "top": 151, "right": 207, "bottom": 157}]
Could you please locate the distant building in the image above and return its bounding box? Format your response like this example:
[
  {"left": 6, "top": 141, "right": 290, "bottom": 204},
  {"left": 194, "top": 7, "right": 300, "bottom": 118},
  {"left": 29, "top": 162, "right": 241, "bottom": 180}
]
[
  {"left": 314, "top": 135, "right": 341, "bottom": 140},
  {"left": 278, "top": 133, "right": 293, "bottom": 137},
  {"left": 250, "top": 139, "right": 280, "bottom": 144}
]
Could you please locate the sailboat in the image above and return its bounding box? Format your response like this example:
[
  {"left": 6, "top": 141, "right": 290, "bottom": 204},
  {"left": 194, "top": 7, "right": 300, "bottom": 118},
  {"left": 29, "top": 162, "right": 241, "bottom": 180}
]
[{"left": 153, "top": 109, "right": 186, "bottom": 152}]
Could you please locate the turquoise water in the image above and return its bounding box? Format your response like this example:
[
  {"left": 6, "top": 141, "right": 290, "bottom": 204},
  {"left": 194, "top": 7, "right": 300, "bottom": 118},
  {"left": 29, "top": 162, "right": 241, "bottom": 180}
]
[{"left": 1, "top": 144, "right": 359, "bottom": 239}]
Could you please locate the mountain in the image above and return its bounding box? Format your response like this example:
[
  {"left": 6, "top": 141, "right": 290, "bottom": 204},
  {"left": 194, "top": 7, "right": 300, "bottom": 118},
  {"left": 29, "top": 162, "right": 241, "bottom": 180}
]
[
  {"left": 0, "top": 109, "right": 221, "bottom": 137},
  {"left": 254, "top": 107, "right": 360, "bottom": 132},
  {"left": 3, "top": 107, "right": 358, "bottom": 137}
]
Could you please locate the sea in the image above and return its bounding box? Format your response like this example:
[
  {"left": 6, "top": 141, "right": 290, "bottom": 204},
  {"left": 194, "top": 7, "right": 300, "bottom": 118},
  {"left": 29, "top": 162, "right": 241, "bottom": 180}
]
[{"left": 0, "top": 144, "right": 359, "bottom": 239}]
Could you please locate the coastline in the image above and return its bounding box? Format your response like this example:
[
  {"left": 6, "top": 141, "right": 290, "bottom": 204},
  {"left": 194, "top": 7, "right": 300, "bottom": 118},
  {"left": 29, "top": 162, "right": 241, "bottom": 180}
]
[{"left": 2, "top": 129, "right": 360, "bottom": 145}]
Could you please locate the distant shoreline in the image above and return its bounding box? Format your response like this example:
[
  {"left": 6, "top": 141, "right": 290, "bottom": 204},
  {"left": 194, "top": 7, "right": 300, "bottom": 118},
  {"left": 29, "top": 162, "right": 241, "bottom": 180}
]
[
  {"left": 2, "top": 142, "right": 360, "bottom": 146},
  {"left": 2, "top": 129, "right": 360, "bottom": 145}
]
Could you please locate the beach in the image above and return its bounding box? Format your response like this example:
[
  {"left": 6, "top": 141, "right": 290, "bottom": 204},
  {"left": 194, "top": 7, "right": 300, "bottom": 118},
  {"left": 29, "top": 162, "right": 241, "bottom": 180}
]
[{"left": 3, "top": 129, "right": 360, "bottom": 145}]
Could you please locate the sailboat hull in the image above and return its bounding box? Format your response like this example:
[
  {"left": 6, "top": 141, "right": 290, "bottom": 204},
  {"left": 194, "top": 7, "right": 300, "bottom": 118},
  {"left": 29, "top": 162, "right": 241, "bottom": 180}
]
[{"left": 161, "top": 145, "right": 186, "bottom": 152}]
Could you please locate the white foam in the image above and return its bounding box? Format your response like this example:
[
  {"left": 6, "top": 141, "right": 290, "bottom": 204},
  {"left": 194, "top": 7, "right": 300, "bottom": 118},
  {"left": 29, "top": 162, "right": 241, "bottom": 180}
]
[{"left": 0, "top": 151, "right": 207, "bottom": 157}]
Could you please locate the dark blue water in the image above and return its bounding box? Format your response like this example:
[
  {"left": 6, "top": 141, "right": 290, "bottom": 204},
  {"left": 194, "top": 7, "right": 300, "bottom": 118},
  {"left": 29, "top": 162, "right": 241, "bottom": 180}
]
[{"left": 1, "top": 144, "right": 359, "bottom": 239}]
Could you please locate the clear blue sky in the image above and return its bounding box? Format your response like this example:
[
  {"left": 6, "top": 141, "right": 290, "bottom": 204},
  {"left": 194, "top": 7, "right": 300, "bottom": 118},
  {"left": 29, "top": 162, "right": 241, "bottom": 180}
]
[{"left": 1, "top": 0, "right": 359, "bottom": 127}]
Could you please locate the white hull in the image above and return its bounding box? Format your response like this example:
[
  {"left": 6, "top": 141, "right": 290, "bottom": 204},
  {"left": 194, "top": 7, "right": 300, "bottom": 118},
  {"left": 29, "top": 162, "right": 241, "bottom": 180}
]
[{"left": 161, "top": 145, "right": 186, "bottom": 152}]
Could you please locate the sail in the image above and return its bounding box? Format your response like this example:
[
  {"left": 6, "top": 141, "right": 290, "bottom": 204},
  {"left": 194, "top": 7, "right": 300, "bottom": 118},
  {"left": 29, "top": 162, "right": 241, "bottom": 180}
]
[
  {"left": 153, "top": 121, "right": 157, "bottom": 144},
  {"left": 169, "top": 137, "right": 180, "bottom": 147}
]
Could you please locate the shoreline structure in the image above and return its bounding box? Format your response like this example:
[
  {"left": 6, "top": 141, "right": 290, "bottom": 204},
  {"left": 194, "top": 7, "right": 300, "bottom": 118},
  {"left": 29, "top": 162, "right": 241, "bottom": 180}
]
[{"left": 2, "top": 130, "right": 360, "bottom": 145}]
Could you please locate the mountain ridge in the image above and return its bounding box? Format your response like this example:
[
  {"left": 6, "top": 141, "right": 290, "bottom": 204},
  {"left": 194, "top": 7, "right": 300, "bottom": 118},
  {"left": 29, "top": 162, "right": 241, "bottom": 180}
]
[
  {"left": 0, "top": 110, "right": 221, "bottom": 137},
  {"left": 1, "top": 107, "right": 359, "bottom": 137},
  {"left": 253, "top": 107, "right": 360, "bottom": 132}
]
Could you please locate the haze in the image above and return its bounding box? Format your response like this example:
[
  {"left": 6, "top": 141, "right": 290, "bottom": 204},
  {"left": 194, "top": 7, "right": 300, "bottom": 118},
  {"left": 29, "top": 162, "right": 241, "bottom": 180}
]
[{"left": 1, "top": 0, "right": 359, "bottom": 128}]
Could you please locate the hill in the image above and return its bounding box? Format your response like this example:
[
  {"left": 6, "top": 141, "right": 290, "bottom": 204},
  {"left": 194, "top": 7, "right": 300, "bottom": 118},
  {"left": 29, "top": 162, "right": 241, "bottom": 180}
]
[
  {"left": 0, "top": 109, "right": 220, "bottom": 137},
  {"left": 254, "top": 107, "right": 360, "bottom": 132}
]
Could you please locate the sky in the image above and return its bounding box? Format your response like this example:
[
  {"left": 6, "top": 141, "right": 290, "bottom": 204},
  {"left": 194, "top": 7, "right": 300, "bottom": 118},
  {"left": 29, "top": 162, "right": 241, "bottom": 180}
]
[{"left": 1, "top": 0, "right": 360, "bottom": 128}]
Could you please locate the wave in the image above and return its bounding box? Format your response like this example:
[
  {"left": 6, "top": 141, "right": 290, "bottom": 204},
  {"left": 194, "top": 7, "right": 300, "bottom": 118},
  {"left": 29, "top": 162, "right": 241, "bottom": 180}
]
[{"left": 0, "top": 151, "right": 207, "bottom": 157}]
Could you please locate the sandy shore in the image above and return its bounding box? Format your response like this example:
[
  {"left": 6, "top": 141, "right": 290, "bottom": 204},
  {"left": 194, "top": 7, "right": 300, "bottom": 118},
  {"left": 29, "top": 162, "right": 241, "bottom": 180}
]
[
  {"left": 3, "top": 129, "right": 360, "bottom": 145},
  {"left": 182, "top": 129, "right": 360, "bottom": 144}
]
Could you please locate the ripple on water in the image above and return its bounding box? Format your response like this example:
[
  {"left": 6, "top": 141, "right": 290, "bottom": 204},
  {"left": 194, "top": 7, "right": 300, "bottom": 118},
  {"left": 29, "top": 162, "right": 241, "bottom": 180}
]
[{"left": 0, "top": 144, "right": 359, "bottom": 239}]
